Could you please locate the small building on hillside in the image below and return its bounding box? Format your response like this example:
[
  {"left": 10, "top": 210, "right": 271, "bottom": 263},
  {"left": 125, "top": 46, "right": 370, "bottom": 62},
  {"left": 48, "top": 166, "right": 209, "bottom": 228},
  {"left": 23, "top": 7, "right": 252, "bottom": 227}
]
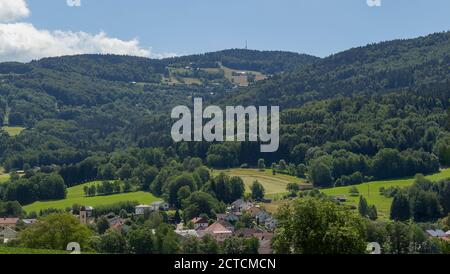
[
  {"left": 255, "top": 211, "right": 271, "bottom": 225},
  {"left": 265, "top": 217, "right": 278, "bottom": 231},
  {"left": 84, "top": 206, "right": 94, "bottom": 217},
  {"left": 246, "top": 206, "right": 263, "bottom": 217},
  {"left": 426, "top": 229, "right": 447, "bottom": 238},
  {"left": 191, "top": 217, "right": 209, "bottom": 230},
  {"left": 0, "top": 227, "right": 17, "bottom": 243},
  {"left": 0, "top": 218, "right": 19, "bottom": 229},
  {"left": 21, "top": 219, "right": 37, "bottom": 225},
  {"left": 231, "top": 199, "right": 254, "bottom": 213},
  {"left": 199, "top": 221, "right": 234, "bottom": 242},
  {"left": 175, "top": 229, "right": 199, "bottom": 238},
  {"left": 135, "top": 205, "right": 152, "bottom": 215},
  {"left": 151, "top": 201, "right": 169, "bottom": 211},
  {"left": 216, "top": 213, "right": 239, "bottom": 223}
]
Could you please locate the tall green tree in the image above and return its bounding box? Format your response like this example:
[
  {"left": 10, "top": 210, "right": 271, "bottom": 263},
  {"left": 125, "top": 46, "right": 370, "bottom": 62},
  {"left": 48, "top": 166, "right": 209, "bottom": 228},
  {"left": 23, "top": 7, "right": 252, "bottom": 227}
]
[
  {"left": 358, "top": 196, "right": 369, "bottom": 217},
  {"left": 19, "top": 213, "right": 92, "bottom": 250},
  {"left": 250, "top": 181, "right": 265, "bottom": 201},
  {"left": 272, "top": 197, "right": 367, "bottom": 254},
  {"left": 390, "top": 194, "right": 411, "bottom": 221}
]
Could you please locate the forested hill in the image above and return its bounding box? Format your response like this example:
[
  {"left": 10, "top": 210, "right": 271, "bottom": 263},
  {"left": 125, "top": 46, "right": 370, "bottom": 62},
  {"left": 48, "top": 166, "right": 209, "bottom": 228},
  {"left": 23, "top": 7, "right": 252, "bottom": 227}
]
[
  {"left": 27, "top": 49, "right": 318, "bottom": 83},
  {"left": 160, "top": 49, "right": 320, "bottom": 74},
  {"left": 0, "top": 32, "right": 449, "bottom": 200},
  {"left": 226, "top": 31, "right": 450, "bottom": 108}
]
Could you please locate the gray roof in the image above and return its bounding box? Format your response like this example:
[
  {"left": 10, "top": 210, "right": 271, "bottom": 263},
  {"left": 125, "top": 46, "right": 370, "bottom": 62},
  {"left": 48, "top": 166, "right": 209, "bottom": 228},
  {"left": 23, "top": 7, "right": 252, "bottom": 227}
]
[{"left": 426, "top": 229, "right": 447, "bottom": 237}]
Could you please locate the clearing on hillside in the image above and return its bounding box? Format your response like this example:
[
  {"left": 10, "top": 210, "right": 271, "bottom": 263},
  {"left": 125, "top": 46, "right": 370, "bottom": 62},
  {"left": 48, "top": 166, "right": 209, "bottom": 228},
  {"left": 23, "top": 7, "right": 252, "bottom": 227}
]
[
  {"left": 322, "top": 168, "right": 450, "bottom": 219},
  {"left": 212, "top": 168, "right": 309, "bottom": 196},
  {"left": 24, "top": 181, "right": 161, "bottom": 213},
  {"left": 1, "top": 126, "right": 25, "bottom": 136}
]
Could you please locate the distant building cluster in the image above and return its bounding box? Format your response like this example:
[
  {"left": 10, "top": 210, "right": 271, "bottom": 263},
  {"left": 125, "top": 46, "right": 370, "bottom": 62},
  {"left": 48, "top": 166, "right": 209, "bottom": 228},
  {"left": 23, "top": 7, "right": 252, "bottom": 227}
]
[{"left": 175, "top": 199, "right": 277, "bottom": 254}]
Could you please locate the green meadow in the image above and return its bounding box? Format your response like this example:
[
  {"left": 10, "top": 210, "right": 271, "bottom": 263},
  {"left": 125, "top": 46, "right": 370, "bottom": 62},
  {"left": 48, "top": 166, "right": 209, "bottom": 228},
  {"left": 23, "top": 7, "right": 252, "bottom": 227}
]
[
  {"left": 322, "top": 168, "right": 450, "bottom": 219},
  {"left": 212, "top": 168, "right": 308, "bottom": 195},
  {"left": 0, "top": 246, "right": 68, "bottom": 254},
  {"left": 24, "top": 181, "right": 160, "bottom": 213},
  {"left": 1, "top": 126, "right": 25, "bottom": 136},
  {"left": 0, "top": 173, "right": 9, "bottom": 184}
]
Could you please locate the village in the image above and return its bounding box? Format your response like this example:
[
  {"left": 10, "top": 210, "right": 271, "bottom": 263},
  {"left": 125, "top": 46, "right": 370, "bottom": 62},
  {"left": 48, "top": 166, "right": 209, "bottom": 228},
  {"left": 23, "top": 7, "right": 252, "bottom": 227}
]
[{"left": 0, "top": 198, "right": 279, "bottom": 254}]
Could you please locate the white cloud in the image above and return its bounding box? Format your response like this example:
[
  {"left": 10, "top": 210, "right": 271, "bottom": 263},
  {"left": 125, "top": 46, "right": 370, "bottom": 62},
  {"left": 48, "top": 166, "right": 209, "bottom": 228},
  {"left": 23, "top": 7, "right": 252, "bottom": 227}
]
[
  {"left": 0, "top": 0, "right": 175, "bottom": 62},
  {"left": 66, "top": 0, "right": 81, "bottom": 7},
  {"left": 367, "top": 0, "right": 382, "bottom": 7},
  {"left": 0, "top": 23, "right": 152, "bottom": 62},
  {"left": 0, "top": 0, "right": 30, "bottom": 22}
]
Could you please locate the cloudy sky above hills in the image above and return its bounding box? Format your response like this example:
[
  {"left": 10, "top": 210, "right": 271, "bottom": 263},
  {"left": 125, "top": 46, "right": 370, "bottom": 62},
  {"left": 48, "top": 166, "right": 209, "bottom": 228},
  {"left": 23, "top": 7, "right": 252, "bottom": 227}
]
[{"left": 0, "top": 0, "right": 450, "bottom": 62}]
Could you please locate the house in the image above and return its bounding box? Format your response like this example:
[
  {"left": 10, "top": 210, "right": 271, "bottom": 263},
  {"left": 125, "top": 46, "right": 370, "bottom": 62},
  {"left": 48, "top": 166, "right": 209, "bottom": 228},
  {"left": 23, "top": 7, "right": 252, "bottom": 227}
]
[
  {"left": 0, "top": 227, "right": 18, "bottom": 243},
  {"left": 426, "top": 229, "right": 447, "bottom": 238},
  {"left": 216, "top": 220, "right": 235, "bottom": 232},
  {"left": 151, "top": 201, "right": 169, "bottom": 211},
  {"left": 265, "top": 217, "right": 278, "bottom": 231},
  {"left": 233, "top": 228, "right": 274, "bottom": 254},
  {"left": 135, "top": 205, "right": 152, "bottom": 215},
  {"left": 84, "top": 206, "right": 94, "bottom": 217},
  {"left": 216, "top": 213, "right": 239, "bottom": 223},
  {"left": 191, "top": 217, "right": 209, "bottom": 230},
  {"left": 175, "top": 229, "right": 199, "bottom": 238},
  {"left": 255, "top": 211, "right": 271, "bottom": 225},
  {"left": 231, "top": 199, "right": 253, "bottom": 212},
  {"left": 108, "top": 217, "right": 126, "bottom": 230},
  {"left": 0, "top": 217, "right": 19, "bottom": 229},
  {"left": 234, "top": 228, "right": 264, "bottom": 238},
  {"left": 200, "top": 221, "right": 233, "bottom": 242},
  {"left": 334, "top": 196, "right": 347, "bottom": 203},
  {"left": 79, "top": 206, "right": 94, "bottom": 224},
  {"left": 21, "top": 219, "right": 37, "bottom": 225},
  {"left": 246, "top": 206, "right": 263, "bottom": 218}
]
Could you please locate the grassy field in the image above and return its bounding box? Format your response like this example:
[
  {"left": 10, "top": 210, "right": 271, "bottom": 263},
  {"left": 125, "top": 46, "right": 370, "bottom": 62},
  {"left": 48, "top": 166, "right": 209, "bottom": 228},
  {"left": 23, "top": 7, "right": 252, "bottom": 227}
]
[
  {"left": 0, "top": 246, "right": 68, "bottom": 254},
  {"left": 0, "top": 167, "right": 9, "bottom": 184},
  {"left": 322, "top": 168, "right": 450, "bottom": 219},
  {"left": 24, "top": 181, "right": 161, "bottom": 213},
  {"left": 0, "top": 173, "right": 9, "bottom": 184},
  {"left": 212, "top": 168, "right": 308, "bottom": 195},
  {"left": 218, "top": 64, "right": 267, "bottom": 87},
  {"left": 1, "top": 126, "right": 25, "bottom": 136}
]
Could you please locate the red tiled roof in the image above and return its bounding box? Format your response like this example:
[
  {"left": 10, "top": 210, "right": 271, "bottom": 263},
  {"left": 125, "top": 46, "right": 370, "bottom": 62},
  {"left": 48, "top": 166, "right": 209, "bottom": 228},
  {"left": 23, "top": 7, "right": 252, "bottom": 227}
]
[
  {"left": 0, "top": 218, "right": 19, "bottom": 225},
  {"left": 204, "top": 222, "right": 232, "bottom": 234},
  {"left": 191, "top": 217, "right": 208, "bottom": 224}
]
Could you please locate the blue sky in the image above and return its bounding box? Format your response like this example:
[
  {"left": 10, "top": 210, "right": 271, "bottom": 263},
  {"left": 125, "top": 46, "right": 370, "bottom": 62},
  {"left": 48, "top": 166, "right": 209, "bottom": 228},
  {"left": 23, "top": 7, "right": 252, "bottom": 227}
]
[{"left": 2, "top": 0, "right": 450, "bottom": 61}]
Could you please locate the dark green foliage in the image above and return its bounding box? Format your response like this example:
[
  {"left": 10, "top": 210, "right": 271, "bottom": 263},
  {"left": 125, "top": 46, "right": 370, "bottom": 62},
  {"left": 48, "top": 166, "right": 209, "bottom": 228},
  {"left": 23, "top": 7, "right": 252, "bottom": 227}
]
[
  {"left": 1, "top": 173, "right": 66, "bottom": 205},
  {"left": 272, "top": 197, "right": 366, "bottom": 254},
  {"left": 358, "top": 196, "right": 369, "bottom": 217},
  {"left": 0, "top": 201, "right": 23, "bottom": 217},
  {"left": 250, "top": 181, "right": 265, "bottom": 201},
  {"left": 182, "top": 191, "right": 223, "bottom": 221},
  {"left": 390, "top": 194, "right": 411, "bottom": 221}
]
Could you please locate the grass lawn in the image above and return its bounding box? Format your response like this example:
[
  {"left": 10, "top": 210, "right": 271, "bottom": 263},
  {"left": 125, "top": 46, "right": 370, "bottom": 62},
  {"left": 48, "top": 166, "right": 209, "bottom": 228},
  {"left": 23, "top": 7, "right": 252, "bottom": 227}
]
[
  {"left": 24, "top": 181, "right": 161, "bottom": 213},
  {"left": 0, "top": 174, "right": 9, "bottom": 184},
  {"left": 219, "top": 64, "right": 267, "bottom": 87},
  {"left": 1, "top": 126, "right": 25, "bottom": 136},
  {"left": 212, "top": 168, "right": 308, "bottom": 195},
  {"left": 0, "top": 246, "right": 68, "bottom": 254},
  {"left": 322, "top": 168, "right": 450, "bottom": 219}
]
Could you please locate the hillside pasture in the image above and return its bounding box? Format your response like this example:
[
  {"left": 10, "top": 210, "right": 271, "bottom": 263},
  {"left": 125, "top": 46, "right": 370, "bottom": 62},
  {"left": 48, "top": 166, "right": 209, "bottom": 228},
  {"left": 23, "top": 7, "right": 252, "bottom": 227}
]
[
  {"left": 212, "top": 168, "right": 308, "bottom": 195},
  {"left": 1, "top": 126, "right": 25, "bottom": 136},
  {"left": 24, "top": 181, "right": 160, "bottom": 213},
  {"left": 322, "top": 168, "right": 450, "bottom": 219}
]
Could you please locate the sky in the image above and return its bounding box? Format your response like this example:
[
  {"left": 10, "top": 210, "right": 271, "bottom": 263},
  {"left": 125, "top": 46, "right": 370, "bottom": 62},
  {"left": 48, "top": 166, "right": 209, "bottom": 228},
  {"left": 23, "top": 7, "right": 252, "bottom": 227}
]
[{"left": 1, "top": 0, "right": 450, "bottom": 62}]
